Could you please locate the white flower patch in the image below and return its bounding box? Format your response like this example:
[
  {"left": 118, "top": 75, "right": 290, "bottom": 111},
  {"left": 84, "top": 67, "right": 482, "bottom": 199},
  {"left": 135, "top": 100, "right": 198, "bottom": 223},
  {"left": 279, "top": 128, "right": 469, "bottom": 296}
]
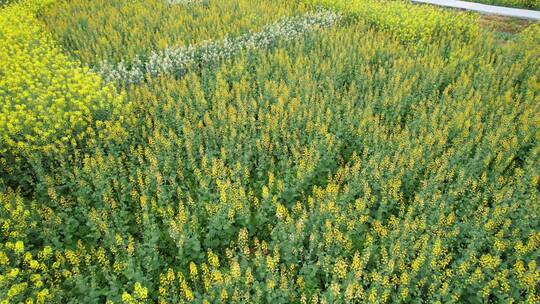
[{"left": 94, "top": 10, "right": 341, "bottom": 86}]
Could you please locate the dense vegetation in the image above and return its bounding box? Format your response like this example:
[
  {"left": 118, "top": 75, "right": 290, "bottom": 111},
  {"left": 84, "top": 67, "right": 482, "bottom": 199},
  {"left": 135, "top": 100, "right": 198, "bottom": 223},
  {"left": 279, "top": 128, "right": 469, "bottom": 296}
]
[
  {"left": 1, "top": 0, "right": 539, "bottom": 303},
  {"left": 470, "top": 0, "right": 540, "bottom": 10},
  {"left": 39, "top": 0, "right": 310, "bottom": 66}
]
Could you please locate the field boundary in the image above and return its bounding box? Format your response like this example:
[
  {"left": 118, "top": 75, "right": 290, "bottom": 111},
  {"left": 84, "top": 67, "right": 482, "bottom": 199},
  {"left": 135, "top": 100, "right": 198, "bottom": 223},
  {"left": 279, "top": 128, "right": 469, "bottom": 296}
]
[
  {"left": 94, "top": 10, "right": 341, "bottom": 86},
  {"left": 412, "top": 0, "right": 540, "bottom": 20}
]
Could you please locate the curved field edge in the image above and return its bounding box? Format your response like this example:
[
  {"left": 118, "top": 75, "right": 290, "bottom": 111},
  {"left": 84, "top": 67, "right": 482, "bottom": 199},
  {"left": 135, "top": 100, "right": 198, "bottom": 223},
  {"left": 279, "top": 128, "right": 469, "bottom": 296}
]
[
  {"left": 0, "top": 0, "right": 128, "bottom": 190},
  {"left": 466, "top": 0, "right": 540, "bottom": 10},
  {"left": 304, "top": 0, "right": 481, "bottom": 44},
  {"left": 0, "top": 0, "right": 539, "bottom": 303},
  {"left": 37, "top": 0, "right": 313, "bottom": 67}
]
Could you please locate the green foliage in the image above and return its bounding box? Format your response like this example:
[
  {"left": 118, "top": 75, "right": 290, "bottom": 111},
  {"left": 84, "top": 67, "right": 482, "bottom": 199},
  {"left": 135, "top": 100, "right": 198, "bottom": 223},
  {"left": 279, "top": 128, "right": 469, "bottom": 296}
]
[
  {"left": 305, "top": 0, "right": 480, "bottom": 44},
  {"left": 471, "top": 0, "right": 540, "bottom": 10},
  {"left": 0, "top": 0, "right": 126, "bottom": 191},
  {"left": 2, "top": 0, "right": 540, "bottom": 303},
  {"left": 0, "top": 0, "right": 16, "bottom": 7},
  {"left": 39, "top": 0, "right": 309, "bottom": 66},
  {"left": 0, "top": 0, "right": 22, "bottom": 6}
]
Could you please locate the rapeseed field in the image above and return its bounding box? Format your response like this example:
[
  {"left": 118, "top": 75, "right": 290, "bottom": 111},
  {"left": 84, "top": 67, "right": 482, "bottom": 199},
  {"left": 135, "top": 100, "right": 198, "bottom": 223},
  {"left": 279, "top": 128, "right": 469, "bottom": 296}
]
[
  {"left": 1, "top": 0, "right": 539, "bottom": 303},
  {"left": 471, "top": 0, "right": 540, "bottom": 10}
]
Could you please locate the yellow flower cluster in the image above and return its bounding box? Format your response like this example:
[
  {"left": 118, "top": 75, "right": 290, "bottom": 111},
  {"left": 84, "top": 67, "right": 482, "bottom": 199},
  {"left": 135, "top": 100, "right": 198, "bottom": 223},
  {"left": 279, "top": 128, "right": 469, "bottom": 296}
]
[
  {"left": 40, "top": 0, "right": 309, "bottom": 66},
  {"left": 0, "top": 190, "right": 56, "bottom": 303},
  {"left": 473, "top": 0, "right": 540, "bottom": 10},
  {"left": 305, "top": 0, "right": 479, "bottom": 44},
  {"left": 2, "top": 0, "right": 539, "bottom": 302},
  {"left": 0, "top": 0, "right": 124, "bottom": 175},
  {"left": 0, "top": 1, "right": 121, "bottom": 154},
  {"left": 122, "top": 282, "right": 148, "bottom": 304}
]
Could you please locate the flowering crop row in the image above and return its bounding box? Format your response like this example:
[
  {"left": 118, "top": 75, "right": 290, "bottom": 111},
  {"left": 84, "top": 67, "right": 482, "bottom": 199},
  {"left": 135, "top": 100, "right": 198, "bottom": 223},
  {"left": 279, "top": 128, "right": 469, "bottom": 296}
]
[
  {"left": 470, "top": 0, "right": 540, "bottom": 10},
  {"left": 1, "top": 0, "right": 539, "bottom": 303},
  {"left": 94, "top": 10, "right": 341, "bottom": 85},
  {"left": 306, "top": 0, "right": 480, "bottom": 44},
  {"left": 39, "top": 0, "right": 309, "bottom": 67},
  {"left": 0, "top": 0, "right": 126, "bottom": 189}
]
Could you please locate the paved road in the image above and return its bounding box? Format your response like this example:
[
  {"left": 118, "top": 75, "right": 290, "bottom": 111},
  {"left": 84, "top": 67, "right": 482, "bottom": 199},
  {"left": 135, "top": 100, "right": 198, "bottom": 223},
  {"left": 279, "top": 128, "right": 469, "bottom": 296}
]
[{"left": 412, "top": 0, "right": 540, "bottom": 20}]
